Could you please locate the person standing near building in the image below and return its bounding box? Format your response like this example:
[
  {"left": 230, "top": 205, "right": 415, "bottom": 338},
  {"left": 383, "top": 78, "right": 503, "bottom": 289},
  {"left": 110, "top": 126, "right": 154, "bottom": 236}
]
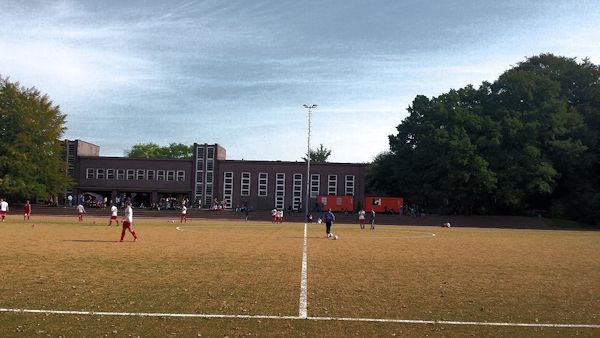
[
  {"left": 324, "top": 208, "right": 335, "bottom": 238},
  {"left": 370, "top": 209, "right": 376, "bottom": 230},
  {"left": 120, "top": 201, "right": 138, "bottom": 242},
  {"left": 358, "top": 209, "right": 365, "bottom": 229},
  {"left": 271, "top": 208, "right": 277, "bottom": 223},
  {"left": 23, "top": 200, "right": 31, "bottom": 221},
  {"left": 67, "top": 194, "right": 73, "bottom": 207},
  {"left": 76, "top": 203, "right": 85, "bottom": 222},
  {"left": 180, "top": 205, "right": 187, "bottom": 223},
  {"left": 0, "top": 198, "right": 9, "bottom": 222},
  {"left": 108, "top": 203, "right": 119, "bottom": 226}
]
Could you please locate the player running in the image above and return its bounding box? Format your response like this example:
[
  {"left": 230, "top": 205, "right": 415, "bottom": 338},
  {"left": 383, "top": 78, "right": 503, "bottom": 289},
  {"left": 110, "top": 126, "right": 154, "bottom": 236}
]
[{"left": 119, "top": 201, "right": 138, "bottom": 242}]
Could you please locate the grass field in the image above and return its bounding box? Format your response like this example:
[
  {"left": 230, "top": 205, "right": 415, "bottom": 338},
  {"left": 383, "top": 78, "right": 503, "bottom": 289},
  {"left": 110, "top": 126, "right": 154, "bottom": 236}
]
[{"left": 0, "top": 215, "right": 599, "bottom": 337}]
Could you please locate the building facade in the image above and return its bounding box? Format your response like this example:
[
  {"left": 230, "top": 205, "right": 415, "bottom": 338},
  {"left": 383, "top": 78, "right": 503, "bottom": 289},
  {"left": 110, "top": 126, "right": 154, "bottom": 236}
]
[{"left": 63, "top": 140, "right": 367, "bottom": 211}]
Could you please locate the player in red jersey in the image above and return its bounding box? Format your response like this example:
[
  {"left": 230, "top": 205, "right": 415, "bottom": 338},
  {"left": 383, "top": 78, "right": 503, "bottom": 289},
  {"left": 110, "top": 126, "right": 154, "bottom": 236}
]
[
  {"left": 23, "top": 200, "right": 31, "bottom": 221},
  {"left": 120, "top": 201, "right": 138, "bottom": 242}
]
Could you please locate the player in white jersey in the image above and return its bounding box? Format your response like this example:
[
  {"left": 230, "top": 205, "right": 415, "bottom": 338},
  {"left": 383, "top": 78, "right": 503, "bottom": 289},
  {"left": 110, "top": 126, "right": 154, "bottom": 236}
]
[
  {"left": 108, "top": 204, "right": 119, "bottom": 226},
  {"left": 76, "top": 204, "right": 85, "bottom": 222},
  {"left": 180, "top": 205, "right": 187, "bottom": 223},
  {"left": 0, "top": 198, "right": 9, "bottom": 222},
  {"left": 119, "top": 201, "right": 138, "bottom": 242}
]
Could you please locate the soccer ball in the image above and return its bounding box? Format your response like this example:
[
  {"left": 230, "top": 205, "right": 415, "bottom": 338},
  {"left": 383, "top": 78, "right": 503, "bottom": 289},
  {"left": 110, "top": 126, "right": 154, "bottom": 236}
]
[
  {"left": 171, "top": 220, "right": 175, "bottom": 223},
  {"left": 334, "top": 235, "right": 338, "bottom": 240}
]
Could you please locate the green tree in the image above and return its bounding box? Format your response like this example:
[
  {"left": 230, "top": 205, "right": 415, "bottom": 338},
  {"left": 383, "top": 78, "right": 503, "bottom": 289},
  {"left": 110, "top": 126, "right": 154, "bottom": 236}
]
[
  {"left": 0, "top": 76, "right": 69, "bottom": 199},
  {"left": 302, "top": 144, "right": 332, "bottom": 163},
  {"left": 126, "top": 143, "right": 192, "bottom": 159},
  {"left": 370, "top": 54, "right": 600, "bottom": 224}
]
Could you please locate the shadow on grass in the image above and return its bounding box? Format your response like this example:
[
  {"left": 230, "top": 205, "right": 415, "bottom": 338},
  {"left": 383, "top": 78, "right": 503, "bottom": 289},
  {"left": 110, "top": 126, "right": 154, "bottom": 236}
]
[{"left": 62, "top": 239, "right": 119, "bottom": 243}]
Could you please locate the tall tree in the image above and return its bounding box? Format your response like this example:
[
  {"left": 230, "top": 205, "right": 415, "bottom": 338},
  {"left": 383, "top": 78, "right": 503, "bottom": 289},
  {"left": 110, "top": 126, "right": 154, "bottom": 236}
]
[
  {"left": 0, "top": 76, "right": 69, "bottom": 199},
  {"left": 302, "top": 144, "right": 332, "bottom": 163},
  {"left": 370, "top": 54, "right": 600, "bottom": 224},
  {"left": 126, "top": 143, "right": 192, "bottom": 159}
]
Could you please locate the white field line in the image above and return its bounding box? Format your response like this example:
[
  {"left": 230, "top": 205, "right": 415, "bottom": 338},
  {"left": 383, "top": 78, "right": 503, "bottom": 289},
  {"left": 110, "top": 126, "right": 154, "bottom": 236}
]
[
  {"left": 1, "top": 308, "right": 599, "bottom": 329},
  {"left": 298, "top": 222, "right": 308, "bottom": 318}
]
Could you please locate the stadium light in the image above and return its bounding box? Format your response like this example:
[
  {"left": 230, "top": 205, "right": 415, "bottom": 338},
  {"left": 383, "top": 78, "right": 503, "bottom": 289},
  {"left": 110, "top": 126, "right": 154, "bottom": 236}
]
[{"left": 303, "top": 104, "right": 317, "bottom": 222}]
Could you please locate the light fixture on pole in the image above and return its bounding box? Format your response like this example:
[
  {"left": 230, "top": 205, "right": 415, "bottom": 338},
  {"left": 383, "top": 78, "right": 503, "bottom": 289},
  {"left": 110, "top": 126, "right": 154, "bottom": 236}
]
[{"left": 303, "top": 104, "right": 317, "bottom": 222}]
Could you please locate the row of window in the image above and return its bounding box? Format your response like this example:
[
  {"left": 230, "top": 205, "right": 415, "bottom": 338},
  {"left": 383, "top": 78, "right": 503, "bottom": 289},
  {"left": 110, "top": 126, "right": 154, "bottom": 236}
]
[
  {"left": 224, "top": 172, "right": 355, "bottom": 199},
  {"left": 86, "top": 168, "right": 185, "bottom": 182}
]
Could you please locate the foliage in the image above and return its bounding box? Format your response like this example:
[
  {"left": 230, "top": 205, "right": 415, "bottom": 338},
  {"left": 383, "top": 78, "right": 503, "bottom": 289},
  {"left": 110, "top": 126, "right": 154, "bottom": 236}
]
[
  {"left": 0, "top": 76, "right": 70, "bottom": 199},
  {"left": 126, "top": 143, "right": 192, "bottom": 159},
  {"left": 302, "top": 144, "right": 332, "bottom": 163},
  {"left": 369, "top": 54, "right": 600, "bottom": 224}
]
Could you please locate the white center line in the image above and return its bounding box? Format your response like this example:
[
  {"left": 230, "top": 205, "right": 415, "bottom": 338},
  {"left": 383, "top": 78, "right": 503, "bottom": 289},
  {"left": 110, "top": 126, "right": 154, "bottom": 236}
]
[{"left": 298, "top": 222, "right": 308, "bottom": 318}]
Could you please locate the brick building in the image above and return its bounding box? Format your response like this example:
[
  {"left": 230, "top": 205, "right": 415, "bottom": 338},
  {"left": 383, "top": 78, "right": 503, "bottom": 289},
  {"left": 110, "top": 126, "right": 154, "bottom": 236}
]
[{"left": 63, "top": 140, "right": 367, "bottom": 212}]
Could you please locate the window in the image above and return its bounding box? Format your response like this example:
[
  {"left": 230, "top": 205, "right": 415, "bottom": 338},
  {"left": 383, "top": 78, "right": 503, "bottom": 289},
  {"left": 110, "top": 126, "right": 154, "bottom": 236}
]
[
  {"left": 106, "top": 169, "right": 115, "bottom": 180},
  {"left": 206, "top": 171, "right": 213, "bottom": 183},
  {"left": 328, "top": 174, "right": 337, "bottom": 195},
  {"left": 157, "top": 170, "right": 165, "bottom": 181},
  {"left": 146, "top": 170, "right": 155, "bottom": 181},
  {"left": 310, "top": 174, "right": 320, "bottom": 198},
  {"left": 86, "top": 168, "right": 94, "bottom": 179},
  {"left": 223, "top": 172, "right": 233, "bottom": 208},
  {"left": 258, "top": 173, "right": 268, "bottom": 197},
  {"left": 137, "top": 169, "right": 145, "bottom": 180},
  {"left": 167, "top": 170, "right": 175, "bottom": 181},
  {"left": 196, "top": 160, "right": 204, "bottom": 171},
  {"left": 275, "top": 173, "right": 285, "bottom": 209},
  {"left": 196, "top": 171, "right": 204, "bottom": 183},
  {"left": 345, "top": 175, "right": 355, "bottom": 196},
  {"left": 293, "top": 174, "right": 303, "bottom": 210},
  {"left": 96, "top": 169, "right": 105, "bottom": 180},
  {"left": 127, "top": 169, "right": 135, "bottom": 180},
  {"left": 117, "top": 169, "right": 125, "bottom": 180},
  {"left": 196, "top": 146, "right": 204, "bottom": 158},
  {"left": 241, "top": 172, "right": 251, "bottom": 196},
  {"left": 206, "top": 160, "right": 214, "bottom": 171},
  {"left": 207, "top": 147, "right": 214, "bottom": 159},
  {"left": 177, "top": 170, "right": 185, "bottom": 181}
]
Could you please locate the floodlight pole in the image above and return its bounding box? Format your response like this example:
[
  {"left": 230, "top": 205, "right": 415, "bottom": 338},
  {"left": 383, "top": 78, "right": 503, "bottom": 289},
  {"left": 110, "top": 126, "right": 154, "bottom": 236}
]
[{"left": 303, "top": 104, "right": 317, "bottom": 222}]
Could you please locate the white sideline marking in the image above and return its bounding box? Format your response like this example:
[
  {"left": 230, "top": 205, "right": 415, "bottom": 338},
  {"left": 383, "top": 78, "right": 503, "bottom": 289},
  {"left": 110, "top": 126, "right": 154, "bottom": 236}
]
[
  {"left": 298, "top": 222, "right": 308, "bottom": 318},
  {"left": 1, "top": 308, "right": 599, "bottom": 328}
]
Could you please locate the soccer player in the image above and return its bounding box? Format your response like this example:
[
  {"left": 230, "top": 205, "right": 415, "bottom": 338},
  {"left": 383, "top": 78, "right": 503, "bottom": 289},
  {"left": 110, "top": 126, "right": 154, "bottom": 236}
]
[
  {"left": 324, "top": 208, "right": 335, "bottom": 238},
  {"left": 358, "top": 209, "right": 365, "bottom": 229},
  {"left": 23, "top": 200, "right": 31, "bottom": 221},
  {"left": 180, "top": 205, "right": 187, "bottom": 223},
  {"left": 0, "top": 198, "right": 9, "bottom": 222},
  {"left": 76, "top": 203, "right": 85, "bottom": 222},
  {"left": 369, "top": 209, "right": 376, "bottom": 230},
  {"left": 120, "top": 201, "right": 138, "bottom": 242},
  {"left": 108, "top": 204, "right": 119, "bottom": 226},
  {"left": 271, "top": 208, "right": 277, "bottom": 223}
]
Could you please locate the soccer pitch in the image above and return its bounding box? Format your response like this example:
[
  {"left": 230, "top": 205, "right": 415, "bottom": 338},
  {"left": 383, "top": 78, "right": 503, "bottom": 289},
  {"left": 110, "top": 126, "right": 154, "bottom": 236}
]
[{"left": 1, "top": 216, "right": 599, "bottom": 337}]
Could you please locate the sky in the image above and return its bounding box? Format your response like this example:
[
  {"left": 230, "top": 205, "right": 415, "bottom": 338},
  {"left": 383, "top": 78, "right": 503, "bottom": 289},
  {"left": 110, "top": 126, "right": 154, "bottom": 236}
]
[{"left": 1, "top": 1, "right": 599, "bottom": 163}]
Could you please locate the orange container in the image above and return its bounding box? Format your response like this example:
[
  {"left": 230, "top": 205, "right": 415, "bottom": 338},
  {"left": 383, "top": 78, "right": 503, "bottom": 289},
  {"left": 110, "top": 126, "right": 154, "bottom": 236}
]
[{"left": 363, "top": 196, "right": 404, "bottom": 214}]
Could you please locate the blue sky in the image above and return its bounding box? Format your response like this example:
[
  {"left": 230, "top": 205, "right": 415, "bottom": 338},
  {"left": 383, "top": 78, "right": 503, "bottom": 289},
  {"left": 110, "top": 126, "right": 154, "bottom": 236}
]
[{"left": 1, "top": 1, "right": 599, "bottom": 162}]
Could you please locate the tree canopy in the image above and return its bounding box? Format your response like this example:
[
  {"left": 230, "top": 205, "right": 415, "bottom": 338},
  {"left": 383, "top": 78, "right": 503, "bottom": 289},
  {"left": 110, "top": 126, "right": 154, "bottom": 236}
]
[
  {"left": 302, "top": 144, "right": 332, "bottom": 163},
  {"left": 126, "top": 143, "right": 192, "bottom": 159},
  {"left": 0, "top": 76, "right": 70, "bottom": 200},
  {"left": 369, "top": 54, "right": 600, "bottom": 225}
]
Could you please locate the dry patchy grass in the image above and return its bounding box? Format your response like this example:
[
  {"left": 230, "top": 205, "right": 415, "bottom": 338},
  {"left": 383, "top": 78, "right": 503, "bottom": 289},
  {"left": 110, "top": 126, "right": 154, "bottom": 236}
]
[{"left": 0, "top": 215, "right": 599, "bottom": 337}]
